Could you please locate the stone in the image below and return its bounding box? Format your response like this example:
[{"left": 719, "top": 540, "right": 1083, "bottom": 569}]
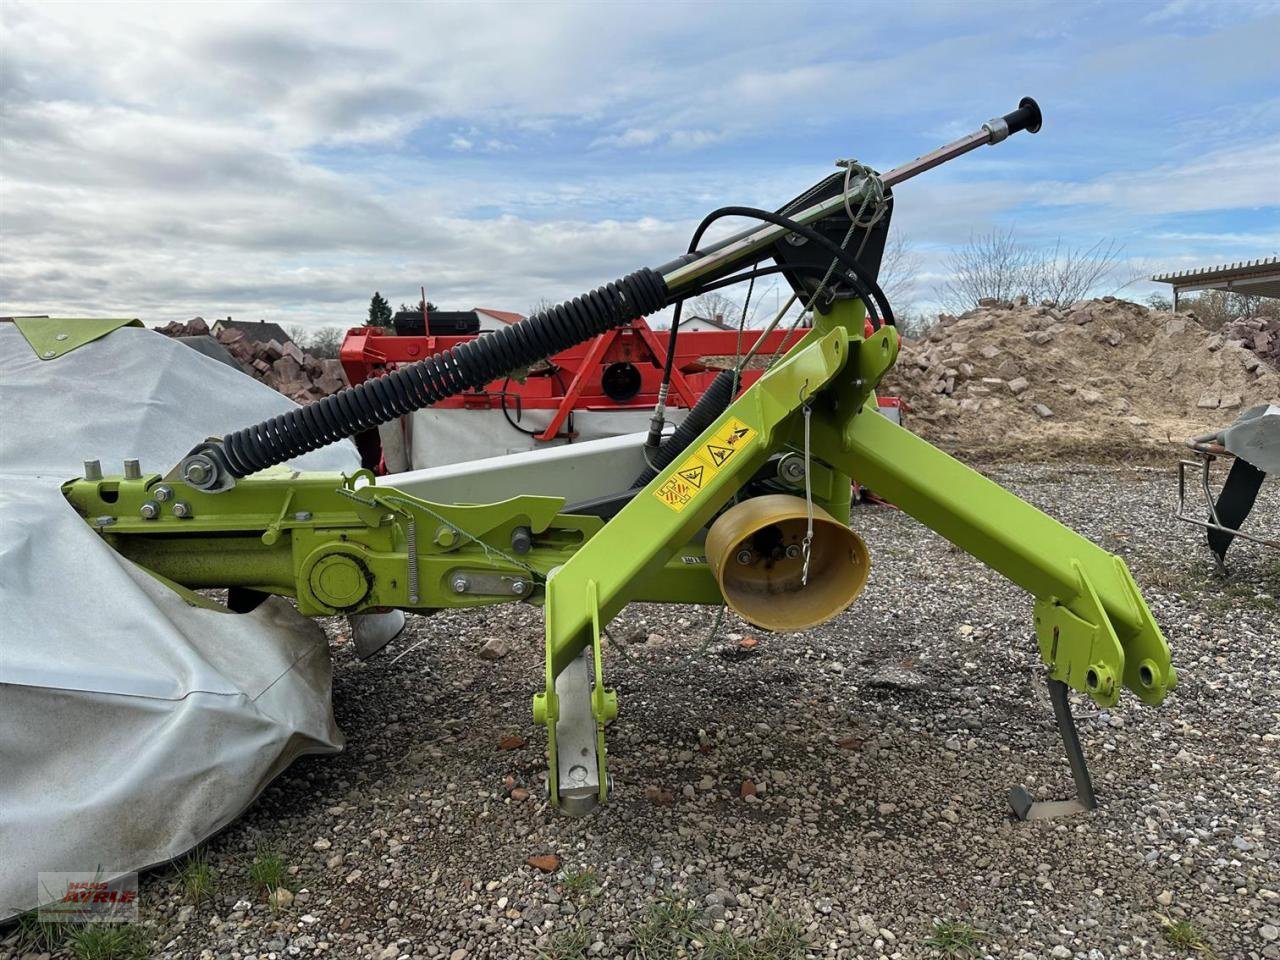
[
  {"left": 312, "top": 838, "right": 331, "bottom": 851},
  {"left": 510, "top": 787, "right": 529, "bottom": 801},
  {"left": 1196, "top": 391, "right": 1220, "bottom": 409},
  {"left": 1261, "top": 924, "right": 1279, "bottom": 941},
  {"left": 268, "top": 887, "right": 294, "bottom": 910},
  {"left": 1030, "top": 331, "right": 1054, "bottom": 345},
  {"left": 1033, "top": 403, "right": 1054, "bottom": 419},
  {"left": 1156, "top": 890, "right": 1173, "bottom": 906},
  {"left": 380, "top": 946, "right": 400, "bottom": 960},
  {"left": 1080, "top": 389, "right": 1104, "bottom": 404},
  {"left": 1051, "top": 946, "right": 1072, "bottom": 959},
  {"left": 450, "top": 949, "right": 469, "bottom": 960},
  {"left": 477, "top": 637, "right": 509, "bottom": 660},
  {"left": 498, "top": 734, "right": 526, "bottom": 751},
  {"left": 527, "top": 854, "right": 561, "bottom": 872},
  {"left": 1007, "top": 377, "right": 1029, "bottom": 395},
  {"left": 740, "top": 780, "right": 757, "bottom": 798},
  {"left": 877, "top": 802, "right": 897, "bottom": 815},
  {"left": 979, "top": 345, "right": 1001, "bottom": 359}
]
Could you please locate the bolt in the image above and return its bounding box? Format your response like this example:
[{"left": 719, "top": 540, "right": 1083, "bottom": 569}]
[
  {"left": 153, "top": 485, "right": 173, "bottom": 502},
  {"left": 83, "top": 460, "right": 103, "bottom": 481},
  {"left": 452, "top": 576, "right": 469, "bottom": 594},
  {"left": 510, "top": 580, "right": 527, "bottom": 595},
  {"left": 139, "top": 500, "right": 160, "bottom": 520},
  {"left": 41, "top": 351, "right": 55, "bottom": 359},
  {"left": 55, "top": 333, "right": 69, "bottom": 341},
  {"left": 785, "top": 544, "right": 802, "bottom": 559},
  {"left": 779, "top": 456, "right": 806, "bottom": 484},
  {"left": 510, "top": 526, "right": 533, "bottom": 554},
  {"left": 434, "top": 525, "right": 457, "bottom": 547},
  {"left": 294, "top": 511, "right": 312, "bottom": 522},
  {"left": 183, "top": 460, "right": 211, "bottom": 485},
  {"left": 736, "top": 548, "right": 755, "bottom": 565},
  {"left": 172, "top": 501, "right": 192, "bottom": 518},
  {"left": 123, "top": 459, "right": 141, "bottom": 479}
]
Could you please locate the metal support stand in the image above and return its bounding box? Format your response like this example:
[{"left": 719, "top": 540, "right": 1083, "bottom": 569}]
[{"left": 1009, "top": 678, "right": 1097, "bottom": 821}]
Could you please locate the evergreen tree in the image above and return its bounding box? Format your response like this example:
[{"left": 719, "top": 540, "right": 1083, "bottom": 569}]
[{"left": 367, "top": 291, "right": 392, "bottom": 327}]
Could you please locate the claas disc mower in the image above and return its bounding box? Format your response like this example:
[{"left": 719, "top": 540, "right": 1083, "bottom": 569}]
[{"left": 62, "top": 97, "right": 1175, "bottom": 820}]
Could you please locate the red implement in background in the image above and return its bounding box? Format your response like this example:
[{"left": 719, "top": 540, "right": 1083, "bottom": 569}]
[{"left": 340, "top": 318, "right": 818, "bottom": 443}]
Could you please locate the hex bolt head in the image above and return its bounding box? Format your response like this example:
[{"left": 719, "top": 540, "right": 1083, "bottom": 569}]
[
  {"left": 785, "top": 544, "right": 802, "bottom": 559},
  {"left": 139, "top": 500, "right": 160, "bottom": 520},
  {"left": 294, "top": 511, "right": 312, "bottom": 522},
  {"left": 123, "top": 458, "right": 142, "bottom": 480},
  {"left": 452, "top": 577, "right": 469, "bottom": 594},
  {"left": 779, "top": 456, "right": 806, "bottom": 484},
  {"left": 153, "top": 485, "right": 173, "bottom": 502},
  {"left": 736, "top": 548, "right": 755, "bottom": 565},
  {"left": 510, "top": 580, "right": 527, "bottom": 595},
  {"left": 172, "top": 501, "right": 192, "bottom": 519},
  {"left": 82, "top": 459, "right": 103, "bottom": 481}
]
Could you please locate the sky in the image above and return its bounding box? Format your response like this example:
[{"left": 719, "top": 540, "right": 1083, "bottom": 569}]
[{"left": 1, "top": 0, "right": 1278, "bottom": 331}]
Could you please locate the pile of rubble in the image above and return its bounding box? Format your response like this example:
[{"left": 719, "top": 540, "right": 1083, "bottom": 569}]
[
  {"left": 1221, "top": 315, "right": 1280, "bottom": 368},
  {"left": 882, "top": 296, "right": 1280, "bottom": 458},
  {"left": 152, "top": 318, "right": 347, "bottom": 404}
]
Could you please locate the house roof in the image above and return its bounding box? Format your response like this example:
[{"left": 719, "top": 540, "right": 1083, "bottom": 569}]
[
  {"left": 217, "top": 319, "right": 293, "bottom": 344},
  {"left": 1151, "top": 257, "right": 1280, "bottom": 299},
  {"left": 683, "top": 314, "right": 735, "bottom": 331},
  {"left": 473, "top": 308, "right": 525, "bottom": 325}
]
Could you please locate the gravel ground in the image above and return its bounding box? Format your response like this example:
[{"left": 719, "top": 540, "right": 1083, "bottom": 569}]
[{"left": 7, "top": 462, "right": 1278, "bottom": 960}]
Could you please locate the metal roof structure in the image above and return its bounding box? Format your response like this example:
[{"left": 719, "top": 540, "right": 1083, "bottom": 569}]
[{"left": 1151, "top": 257, "right": 1280, "bottom": 309}]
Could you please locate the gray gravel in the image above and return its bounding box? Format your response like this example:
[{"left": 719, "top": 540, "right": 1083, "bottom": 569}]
[{"left": 8, "top": 462, "right": 1277, "bottom": 960}]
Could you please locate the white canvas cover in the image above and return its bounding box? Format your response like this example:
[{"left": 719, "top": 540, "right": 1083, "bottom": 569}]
[{"left": 0, "top": 323, "right": 359, "bottom": 920}]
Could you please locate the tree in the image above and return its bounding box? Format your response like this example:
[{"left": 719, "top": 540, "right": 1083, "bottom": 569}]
[
  {"left": 399, "top": 299, "right": 437, "bottom": 314},
  {"left": 367, "top": 291, "right": 392, "bottom": 328},
  {"left": 304, "top": 327, "right": 344, "bottom": 359},
  {"left": 939, "top": 229, "right": 1125, "bottom": 313}
]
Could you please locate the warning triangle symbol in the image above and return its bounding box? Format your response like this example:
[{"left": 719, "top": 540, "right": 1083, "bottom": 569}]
[
  {"left": 678, "top": 465, "right": 705, "bottom": 488},
  {"left": 706, "top": 444, "right": 734, "bottom": 467},
  {"left": 729, "top": 427, "right": 750, "bottom": 442}
]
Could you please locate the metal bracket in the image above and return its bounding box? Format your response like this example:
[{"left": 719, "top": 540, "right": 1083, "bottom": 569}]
[
  {"left": 534, "top": 578, "right": 616, "bottom": 814},
  {"left": 1009, "top": 678, "right": 1097, "bottom": 820}
]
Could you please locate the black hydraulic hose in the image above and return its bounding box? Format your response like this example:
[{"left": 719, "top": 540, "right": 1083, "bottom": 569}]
[
  {"left": 632, "top": 369, "right": 737, "bottom": 487},
  {"left": 686, "top": 206, "right": 893, "bottom": 329},
  {"left": 219, "top": 268, "right": 668, "bottom": 476}
]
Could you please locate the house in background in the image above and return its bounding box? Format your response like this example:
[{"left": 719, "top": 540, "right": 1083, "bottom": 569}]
[
  {"left": 678, "top": 314, "right": 737, "bottom": 333},
  {"left": 210, "top": 317, "right": 294, "bottom": 346},
  {"left": 473, "top": 308, "right": 525, "bottom": 332}
]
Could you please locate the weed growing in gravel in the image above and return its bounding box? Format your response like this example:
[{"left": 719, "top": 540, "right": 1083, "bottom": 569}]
[
  {"left": 248, "top": 847, "right": 293, "bottom": 895},
  {"left": 539, "top": 921, "right": 591, "bottom": 960},
  {"left": 632, "top": 894, "right": 702, "bottom": 958},
  {"left": 923, "top": 919, "right": 989, "bottom": 957},
  {"left": 13, "top": 908, "right": 65, "bottom": 953},
  {"left": 703, "top": 913, "right": 809, "bottom": 959},
  {"left": 1158, "top": 914, "right": 1217, "bottom": 957},
  {"left": 179, "top": 846, "right": 216, "bottom": 903},
  {"left": 66, "top": 923, "right": 149, "bottom": 960},
  {"left": 559, "top": 866, "right": 599, "bottom": 900}
]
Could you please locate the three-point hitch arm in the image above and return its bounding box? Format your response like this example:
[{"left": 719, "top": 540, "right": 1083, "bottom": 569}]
[{"left": 62, "top": 96, "right": 1174, "bottom": 817}]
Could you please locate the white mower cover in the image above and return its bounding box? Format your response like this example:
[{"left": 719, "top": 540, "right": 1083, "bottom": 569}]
[{"left": 0, "top": 324, "right": 358, "bottom": 920}]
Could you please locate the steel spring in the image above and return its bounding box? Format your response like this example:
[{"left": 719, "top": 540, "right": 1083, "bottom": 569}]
[{"left": 220, "top": 268, "right": 669, "bottom": 476}]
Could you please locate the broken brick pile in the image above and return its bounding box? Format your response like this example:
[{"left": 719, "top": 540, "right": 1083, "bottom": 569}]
[
  {"left": 152, "top": 317, "right": 347, "bottom": 404},
  {"left": 1221, "top": 315, "right": 1280, "bottom": 369},
  {"left": 880, "top": 296, "right": 1279, "bottom": 458}
]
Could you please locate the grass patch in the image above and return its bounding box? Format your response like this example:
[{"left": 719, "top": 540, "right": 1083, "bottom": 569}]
[
  {"left": 703, "top": 914, "right": 809, "bottom": 959},
  {"left": 560, "top": 866, "right": 598, "bottom": 899},
  {"left": 66, "top": 923, "right": 149, "bottom": 960},
  {"left": 1158, "top": 914, "right": 1217, "bottom": 957},
  {"left": 923, "top": 919, "right": 989, "bottom": 957},
  {"left": 179, "top": 846, "right": 216, "bottom": 903},
  {"left": 632, "top": 894, "right": 703, "bottom": 959},
  {"left": 248, "top": 847, "right": 294, "bottom": 895},
  {"left": 540, "top": 921, "right": 591, "bottom": 960},
  {"left": 13, "top": 908, "right": 65, "bottom": 953}
]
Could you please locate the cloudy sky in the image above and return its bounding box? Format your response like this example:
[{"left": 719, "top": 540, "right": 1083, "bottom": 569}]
[{"left": 1, "top": 0, "right": 1277, "bottom": 330}]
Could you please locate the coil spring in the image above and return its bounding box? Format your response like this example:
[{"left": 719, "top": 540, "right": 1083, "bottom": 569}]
[{"left": 219, "top": 268, "right": 669, "bottom": 477}]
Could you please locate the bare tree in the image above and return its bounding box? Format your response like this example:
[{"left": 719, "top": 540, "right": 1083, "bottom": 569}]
[
  {"left": 877, "top": 231, "right": 919, "bottom": 314},
  {"left": 940, "top": 229, "right": 1126, "bottom": 312},
  {"left": 527, "top": 297, "right": 556, "bottom": 318},
  {"left": 1030, "top": 237, "right": 1124, "bottom": 307},
  {"left": 939, "top": 229, "right": 1038, "bottom": 314}
]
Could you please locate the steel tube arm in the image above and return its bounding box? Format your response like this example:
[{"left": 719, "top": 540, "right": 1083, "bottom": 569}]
[{"left": 825, "top": 407, "right": 1174, "bottom": 707}]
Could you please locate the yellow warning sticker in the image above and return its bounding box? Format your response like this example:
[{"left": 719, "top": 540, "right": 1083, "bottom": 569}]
[{"left": 653, "top": 417, "right": 758, "bottom": 512}]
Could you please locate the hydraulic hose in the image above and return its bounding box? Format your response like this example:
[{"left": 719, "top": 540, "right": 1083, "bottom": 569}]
[
  {"left": 632, "top": 369, "right": 737, "bottom": 487},
  {"left": 218, "top": 269, "right": 668, "bottom": 477}
]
